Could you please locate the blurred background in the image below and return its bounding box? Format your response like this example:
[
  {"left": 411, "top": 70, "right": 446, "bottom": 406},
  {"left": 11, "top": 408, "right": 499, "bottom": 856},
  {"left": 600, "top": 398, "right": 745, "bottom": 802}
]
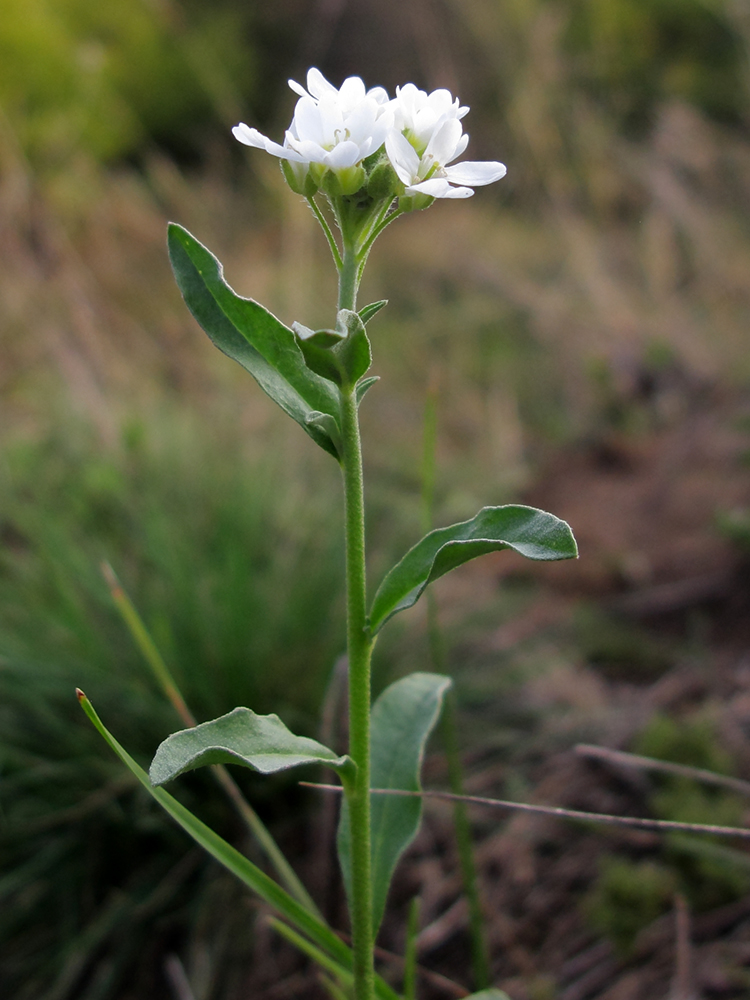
[{"left": 2, "top": 1, "right": 750, "bottom": 998}]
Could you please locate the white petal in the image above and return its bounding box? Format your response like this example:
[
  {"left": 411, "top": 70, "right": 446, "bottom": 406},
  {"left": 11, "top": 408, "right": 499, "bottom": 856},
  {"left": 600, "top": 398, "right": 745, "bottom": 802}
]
[
  {"left": 345, "top": 99, "right": 380, "bottom": 144},
  {"left": 426, "top": 89, "right": 456, "bottom": 116},
  {"left": 339, "top": 76, "right": 367, "bottom": 107},
  {"left": 306, "top": 68, "right": 337, "bottom": 99},
  {"left": 367, "top": 86, "right": 390, "bottom": 105},
  {"left": 232, "top": 124, "right": 307, "bottom": 162},
  {"left": 453, "top": 133, "right": 469, "bottom": 160},
  {"left": 324, "top": 140, "right": 362, "bottom": 168},
  {"left": 408, "top": 177, "right": 474, "bottom": 199},
  {"left": 293, "top": 95, "right": 328, "bottom": 146},
  {"left": 288, "top": 139, "right": 328, "bottom": 164},
  {"left": 232, "top": 123, "right": 267, "bottom": 148},
  {"left": 424, "top": 118, "right": 464, "bottom": 166},
  {"left": 386, "top": 130, "right": 420, "bottom": 185},
  {"left": 444, "top": 160, "right": 507, "bottom": 186},
  {"left": 288, "top": 78, "right": 308, "bottom": 98}
]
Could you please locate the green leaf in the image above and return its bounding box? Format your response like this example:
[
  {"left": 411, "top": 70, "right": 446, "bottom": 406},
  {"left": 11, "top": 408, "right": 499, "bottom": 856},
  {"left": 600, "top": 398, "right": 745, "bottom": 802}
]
[
  {"left": 74, "top": 691, "right": 404, "bottom": 997},
  {"left": 338, "top": 673, "right": 452, "bottom": 936},
  {"left": 335, "top": 309, "right": 372, "bottom": 387},
  {"left": 167, "top": 223, "right": 341, "bottom": 458},
  {"left": 306, "top": 412, "right": 342, "bottom": 454},
  {"left": 356, "top": 376, "right": 379, "bottom": 406},
  {"left": 294, "top": 330, "right": 344, "bottom": 385},
  {"left": 369, "top": 505, "right": 578, "bottom": 634},
  {"left": 149, "top": 707, "right": 355, "bottom": 786},
  {"left": 291, "top": 311, "right": 371, "bottom": 388},
  {"left": 292, "top": 323, "right": 345, "bottom": 349},
  {"left": 359, "top": 299, "right": 387, "bottom": 325}
]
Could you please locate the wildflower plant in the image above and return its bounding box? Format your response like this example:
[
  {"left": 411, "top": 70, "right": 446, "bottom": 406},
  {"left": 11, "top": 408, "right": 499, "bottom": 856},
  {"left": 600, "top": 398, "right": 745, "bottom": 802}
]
[{"left": 79, "top": 69, "right": 577, "bottom": 1000}]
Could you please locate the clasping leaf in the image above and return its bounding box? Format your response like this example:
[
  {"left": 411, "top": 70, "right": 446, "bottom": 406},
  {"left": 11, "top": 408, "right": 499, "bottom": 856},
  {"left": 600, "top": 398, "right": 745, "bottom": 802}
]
[
  {"left": 292, "top": 310, "right": 371, "bottom": 388},
  {"left": 168, "top": 223, "right": 341, "bottom": 458},
  {"left": 369, "top": 504, "right": 578, "bottom": 634},
  {"left": 150, "top": 707, "right": 355, "bottom": 786}
]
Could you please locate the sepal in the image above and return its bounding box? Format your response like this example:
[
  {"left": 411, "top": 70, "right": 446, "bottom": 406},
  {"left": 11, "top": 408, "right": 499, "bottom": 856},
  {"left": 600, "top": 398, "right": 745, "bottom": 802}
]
[{"left": 359, "top": 300, "right": 388, "bottom": 325}]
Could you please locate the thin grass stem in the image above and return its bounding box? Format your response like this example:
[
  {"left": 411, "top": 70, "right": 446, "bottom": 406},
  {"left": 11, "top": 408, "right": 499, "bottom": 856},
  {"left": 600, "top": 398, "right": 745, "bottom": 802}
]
[
  {"left": 101, "top": 562, "right": 321, "bottom": 918},
  {"left": 576, "top": 743, "right": 750, "bottom": 798},
  {"left": 302, "top": 783, "right": 750, "bottom": 840}
]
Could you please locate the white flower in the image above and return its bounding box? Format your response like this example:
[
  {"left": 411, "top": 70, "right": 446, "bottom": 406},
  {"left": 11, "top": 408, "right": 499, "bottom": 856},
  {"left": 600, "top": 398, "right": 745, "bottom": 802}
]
[
  {"left": 232, "top": 68, "right": 393, "bottom": 189},
  {"left": 390, "top": 83, "right": 468, "bottom": 154},
  {"left": 385, "top": 83, "right": 506, "bottom": 200},
  {"left": 386, "top": 116, "right": 506, "bottom": 200}
]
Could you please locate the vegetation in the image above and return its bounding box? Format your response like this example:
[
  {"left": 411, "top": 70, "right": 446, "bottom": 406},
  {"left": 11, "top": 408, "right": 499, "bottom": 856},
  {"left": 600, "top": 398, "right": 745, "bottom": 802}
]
[{"left": 2, "top": 0, "right": 750, "bottom": 997}]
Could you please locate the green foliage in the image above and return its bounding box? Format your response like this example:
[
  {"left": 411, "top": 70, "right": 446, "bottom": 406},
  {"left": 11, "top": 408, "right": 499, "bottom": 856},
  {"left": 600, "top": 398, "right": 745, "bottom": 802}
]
[
  {"left": 587, "top": 715, "right": 750, "bottom": 955},
  {"left": 0, "top": 413, "right": 346, "bottom": 997},
  {"left": 635, "top": 714, "right": 750, "bottom": 910},
  {"left": 168, "top": 224, "right": 342, "bottom": 459},
  {"left": 337, "top": 673, "right": 452, "bottom": 936},
  {"left": 563, "top": 0, "right": 747, "bottom": 131},
  {"left": 574, "top": 605, "right": 673, "bottom": 680},
  {"left": 150, "top": 707, "right": 353, "bottom": 785},
  {"left": 634, "top": 713, "right": 735, "bottom": 775},
  {"left": 0, "top": 0, "right": 255, "bottom": 165},
  {"left": 368, "top": 505, "right": 578, "bottom": 634},
  {"left": 718, "top": 507, "right": 750, "bottom": 554},
  {"left": 584, "top": 857, "right": 676, "bottom": 956}
]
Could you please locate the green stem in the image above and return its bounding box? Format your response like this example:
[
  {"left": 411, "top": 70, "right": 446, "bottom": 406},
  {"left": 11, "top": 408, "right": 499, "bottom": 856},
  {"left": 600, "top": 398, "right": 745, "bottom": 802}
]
[
  {"left": 308, "top": 196, "right": 343, "bottom": 271},
  {"left": 338, "top": 244, "right": 375, "bottom": 1000},
  {"left": 338, "top": 245, "right": 360, "bottom": 313}
]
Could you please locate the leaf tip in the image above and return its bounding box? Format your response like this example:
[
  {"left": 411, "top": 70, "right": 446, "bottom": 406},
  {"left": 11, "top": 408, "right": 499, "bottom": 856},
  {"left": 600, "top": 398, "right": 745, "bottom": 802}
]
[{"left": 75, "top": 687, "right": 86, "bottom": 702}]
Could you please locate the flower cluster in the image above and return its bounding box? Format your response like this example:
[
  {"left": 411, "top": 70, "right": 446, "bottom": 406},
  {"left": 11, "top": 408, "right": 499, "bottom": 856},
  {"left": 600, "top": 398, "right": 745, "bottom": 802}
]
[{"left": 233, "top": 68, "right": 506, "bottom": 206}]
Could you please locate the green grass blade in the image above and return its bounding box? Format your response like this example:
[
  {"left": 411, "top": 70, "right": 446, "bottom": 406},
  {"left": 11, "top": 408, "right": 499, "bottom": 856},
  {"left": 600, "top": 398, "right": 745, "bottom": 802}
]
[
  {"left": 76, "top": 690, "right": 348, "bottom": 966},
  {"left": 268, "top": 918, "right": 354, "bottom": 988}
]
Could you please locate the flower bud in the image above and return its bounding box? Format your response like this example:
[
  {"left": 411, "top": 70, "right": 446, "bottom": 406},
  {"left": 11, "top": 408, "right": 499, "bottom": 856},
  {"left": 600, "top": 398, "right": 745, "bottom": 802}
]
[
  {"left": 281, "top": 158, "right": 319, "bottom": 197},
  {"left": 366, "top": 160, "right": 399, "bottom": 201},
  {"left": 321, "top": 165, "right": 367, "bottom": 198},
  {"left": 398, "top": 192, "right": 435, "bottom": 213}
]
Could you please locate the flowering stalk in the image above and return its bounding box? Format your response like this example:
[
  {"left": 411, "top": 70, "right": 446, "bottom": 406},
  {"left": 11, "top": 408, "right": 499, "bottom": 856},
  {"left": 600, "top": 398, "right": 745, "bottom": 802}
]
[
  {"left": 231, "top": 68, "right": 509, "bottom": 1000},
  {"left": 74, "top": 64, "right": 583, "bottom": 1000},
  {"left": 337, "top": 243, "right": 377, "bottom": 1000},
  {"left": 73, "top": 62, "right": 581, "bottom": 1000}
]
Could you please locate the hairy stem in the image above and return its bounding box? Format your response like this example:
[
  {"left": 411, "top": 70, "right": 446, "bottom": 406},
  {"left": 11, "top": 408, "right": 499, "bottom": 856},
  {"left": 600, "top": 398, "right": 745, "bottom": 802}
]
[{"left": 338, "top": 244, "right": 375, "bottom": 1000}]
